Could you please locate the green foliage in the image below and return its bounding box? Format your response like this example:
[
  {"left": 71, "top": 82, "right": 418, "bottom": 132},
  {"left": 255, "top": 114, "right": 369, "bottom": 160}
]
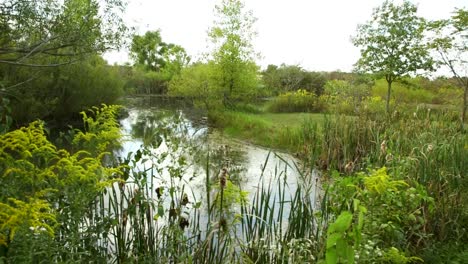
[
  {"left": 0, "top": 105, "right": 122, "bottom": 261},
  {"left": 1, "top": 0, "right": 127, "bottom": 125},
  {"left": 352, "top": 0, "right": 435, "bottom": 112},
  {"left": 0, "top": 198, "right": 56, "bottom": 246},
  {"left": 208, "top": 0, "right": 260, "bottom": 106},
  {"left": 261, "top": 64, "right": 327, "bottom": 95},
  {"left": 124, "top": 65, "right": 170, "bottom": 94},
  {"left": 72, "top": 104, "right": 122, "bottom": 155},
  {"left": 266, "top": 89, "right": 324, "bottom": 113},
  {"left": 0, "top": 0, "right": 127, "bottom": 67},
  {"left": 380, "top": 247, "right": 423, "bottom": 264},
  {"left": 130, "top": 30, "right": 190, "bottom": 75},
  {"left": 429, "top": 8, "right": 468, "bottom": 128},
  {"left": 372, "top": 79, "right": 436, "bottom": 105},
  {"left": 0, "top": 97, "right": 12, "bottom": 134},
  {"left": 325, "top": 211, "right": 356, "bottom": 264},
  {"left": 52, "top": 57, "right": 125, "bottom": 119},
  {"left": 319, "top": 80, "right": 372, "bottom": 114},
  {"left": 363, "top": 167, "right": 408, "bottom": 194},
  {"left": 2, "top": 55, "right": 124, "bottom": 125},
  {"left": 324, "top": 167, "right": 432, "bottom": 263},
  {"left": 169, "top": 62, "right": 223, "bottom": 109}
]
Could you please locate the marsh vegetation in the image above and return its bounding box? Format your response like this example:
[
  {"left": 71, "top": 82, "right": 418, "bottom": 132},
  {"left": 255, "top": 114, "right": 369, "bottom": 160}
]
[{"left": 1, "top": 0, "right": 466, "bottom": 263}]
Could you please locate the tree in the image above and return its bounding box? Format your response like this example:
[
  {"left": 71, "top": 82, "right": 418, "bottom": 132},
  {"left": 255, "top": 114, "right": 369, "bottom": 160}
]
[
  {"left": 352, "top": 0, "right": 435, "bottom": 113},
  {"left": 129, "top": 30, "right": 190, "bottom": 94},
  {"left": 430, "top": 8, "right": 467, "bottom": 130},
  {"left": 277, "top": 64, "right": 305, "bottom": 92},
  {"left": 208, "top": 0, "right": 259, "bottom": 106},
  {"left": 0, "top": 0, "right": 126, "bottom": 68},
  {"left": 261, "top": 64, "right": 280, "bottom": 94},
  {"left": 261, "top": 64, "right": 326, "bottom": 96},
  {"left": 169, "top": 63, "right": 221, "bottom": 109},
  {"left": 0, "top": 0, "right": 127, "bottom": 127},
  {"left": 300, "top": 71, "right": 327, "bottom": 95}
]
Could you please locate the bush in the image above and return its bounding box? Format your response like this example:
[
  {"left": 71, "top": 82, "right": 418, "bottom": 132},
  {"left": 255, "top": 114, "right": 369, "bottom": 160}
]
[
  {"left": 266, "top": 89, "right": 324, "bottom": 113},
  {"left": 372, "top": 79, "right": 436, "bottom": 105},
  {"left": 7, "top": 56, "right": 124, "bottom": 125}
]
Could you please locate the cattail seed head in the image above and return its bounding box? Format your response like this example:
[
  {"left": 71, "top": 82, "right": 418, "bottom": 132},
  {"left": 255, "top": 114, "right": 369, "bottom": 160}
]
[
  {"left": 219, "top": 168, "right": 227, "bottom": 189},
  {"left": 380, "top": 140, "right": 387, "bottom": 154},
  {"left": 427, "top": 144, "right": 433, "bottom": 152}
]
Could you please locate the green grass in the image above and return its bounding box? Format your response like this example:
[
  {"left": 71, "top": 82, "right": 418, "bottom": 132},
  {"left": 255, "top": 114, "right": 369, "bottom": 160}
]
[
  {"left": 259, "top": 112, "right": 324, "bottom": 128},
  {"left": 209, "top": 111, "right": 325, "bottom": 152}
]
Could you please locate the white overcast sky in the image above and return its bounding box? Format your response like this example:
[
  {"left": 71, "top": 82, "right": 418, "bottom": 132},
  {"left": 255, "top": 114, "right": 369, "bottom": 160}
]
[{"left": 104, "top": 0, "right": 467, "bottom": 72}]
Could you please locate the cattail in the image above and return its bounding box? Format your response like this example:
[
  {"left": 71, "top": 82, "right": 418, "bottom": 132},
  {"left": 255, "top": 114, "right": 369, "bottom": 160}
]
[
  {"left": 427, "top": 144, "right": 434, "bottom": 152},
  {"left": 181, "top": 193, "right": 189, "bottom": 206},
  {"left": 380, "top": 140, "right": 387, "bottom": 154},
  {"left": 344, "top": 161, "right": 354, "bottom": 174},
  {"left": 219, "top": 167, "right": 227, "bottom": 189},
  {"left": 122, "top": 210, "right": 128, "bottom": 226},
  {"left": 385, "top": 153, "right": 393, "bottom": 162}
]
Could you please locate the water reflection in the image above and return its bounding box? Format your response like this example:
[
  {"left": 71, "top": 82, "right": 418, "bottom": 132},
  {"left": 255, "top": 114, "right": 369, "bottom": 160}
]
[{"left": 118, "top": 97, "right": 318, "bottom": 218}]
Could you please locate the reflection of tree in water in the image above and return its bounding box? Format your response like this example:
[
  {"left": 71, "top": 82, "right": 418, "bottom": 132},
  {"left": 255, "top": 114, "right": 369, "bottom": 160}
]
[
  {"left": 198, "top": 143, "right": 248, "bottom": 185},
  {"left": 131, "top": 110, "right": 189, "bottom": 147},
  {"left": 130, "top": 108, "right": 248, "bottom": 185}
]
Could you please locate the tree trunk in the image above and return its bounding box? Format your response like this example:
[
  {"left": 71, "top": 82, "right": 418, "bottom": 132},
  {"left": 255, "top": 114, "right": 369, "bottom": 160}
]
[
  {"left": 386, "top": 78, "right": 392, "bottom": 114},
  {"left": 462, "top": 83, "right": 467, "bottom": 131}
]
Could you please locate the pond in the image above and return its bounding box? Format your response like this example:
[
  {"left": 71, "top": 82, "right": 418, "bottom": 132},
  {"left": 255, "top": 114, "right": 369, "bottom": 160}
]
[{"left": 104, "top": 96, "right": 322, "bottom": 257}]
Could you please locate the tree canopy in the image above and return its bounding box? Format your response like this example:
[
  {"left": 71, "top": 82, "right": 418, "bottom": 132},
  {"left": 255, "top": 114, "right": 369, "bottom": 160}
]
[
  {"left": 130, "top": 30, "right": 190, "bottom": 73},
  {"left": 352, "top": 0, "right": 435, "bottom": 113},
  {"left": 208, "top": 0, "right": 259, "bottom": 106},
  {"left": 430, "top": 8, "right": 467, "bottom": 129},
  {"left": 0, "top": 0, "right": 127, "bottom": 126},
  {"left": 0, "top": 0, "right": 127, "bottom": 68}
]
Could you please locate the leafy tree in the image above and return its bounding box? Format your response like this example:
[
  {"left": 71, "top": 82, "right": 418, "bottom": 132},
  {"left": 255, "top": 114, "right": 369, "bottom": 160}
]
[
  {"left": 277, "top": 64, "right": 305, "bottom": 92},
  {"left": 208, "top": 0, "right": 259, "bottom": 106},
  {"left": 301, "top": 71, "right": 327, "bottom": 95},
  {"left": 0, "top": 0, "right": 126, "bottom": 68},
  {"left": 131, "top": 31, "right": 168, "bottom": 71},
  {"left": 129, "top": 30, "right": 190, "bottom": 94},
  {"left": 352, "top": 0, "right": 435, "bottom": 113},
  {"left": 261, "top": 64, "right": 281, "bottom": 94},
  {"left": 2, "top": 56, "right": 124, "bottom": 126},
  {"left": 430, "top": 8, "right": 467, "bottom": 129},
  {"left": 0, "top": 0, "right": 127, "bottom": 127},
  {"left": 169, "top": 63, "right": 221, "bottom": 109},
  {"left": 261, "top": 64, "right": 326, "bottom": 95}
]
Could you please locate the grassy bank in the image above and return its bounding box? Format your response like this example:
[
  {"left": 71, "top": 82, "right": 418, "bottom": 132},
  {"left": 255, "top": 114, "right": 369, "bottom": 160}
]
[
  {"left": 208, "top": 110, "right": 325, "bottom": 153},
  {"left": 209, "top": 106, "right": 467, "bottom": 261}
]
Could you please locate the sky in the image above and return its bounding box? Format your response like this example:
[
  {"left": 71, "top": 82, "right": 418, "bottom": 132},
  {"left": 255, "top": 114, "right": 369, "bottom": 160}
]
[{"left": 104, "top": 0, "right": 467, "bottom": 72}]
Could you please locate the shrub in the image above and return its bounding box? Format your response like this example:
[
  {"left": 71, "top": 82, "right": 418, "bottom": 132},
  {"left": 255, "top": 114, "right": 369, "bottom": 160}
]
[{"left": 266, "top": 89, "right": 324, "bottom": 113}]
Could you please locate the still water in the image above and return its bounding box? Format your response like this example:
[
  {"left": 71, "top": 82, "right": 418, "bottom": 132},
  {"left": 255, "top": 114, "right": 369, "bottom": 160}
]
[{"left": 116, "top": 96, "right": 319, "bottom": 221}]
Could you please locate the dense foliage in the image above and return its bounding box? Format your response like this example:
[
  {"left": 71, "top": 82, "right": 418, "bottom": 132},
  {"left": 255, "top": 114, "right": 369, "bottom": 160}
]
[
  {"left": 0, "top": 105, "right": 122, "bottom": 262},
  {"left": 0, "top": 0, "right": 466, "bottom": 262},
  {"left": 352, "top": 0, "right": 435, "bottom": 113},
  {"left": 3, "top": 56, "right": 124, "bottom": 125},
  {"left": 169, "top": 0, "right": 260, "bottom": 109}
]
